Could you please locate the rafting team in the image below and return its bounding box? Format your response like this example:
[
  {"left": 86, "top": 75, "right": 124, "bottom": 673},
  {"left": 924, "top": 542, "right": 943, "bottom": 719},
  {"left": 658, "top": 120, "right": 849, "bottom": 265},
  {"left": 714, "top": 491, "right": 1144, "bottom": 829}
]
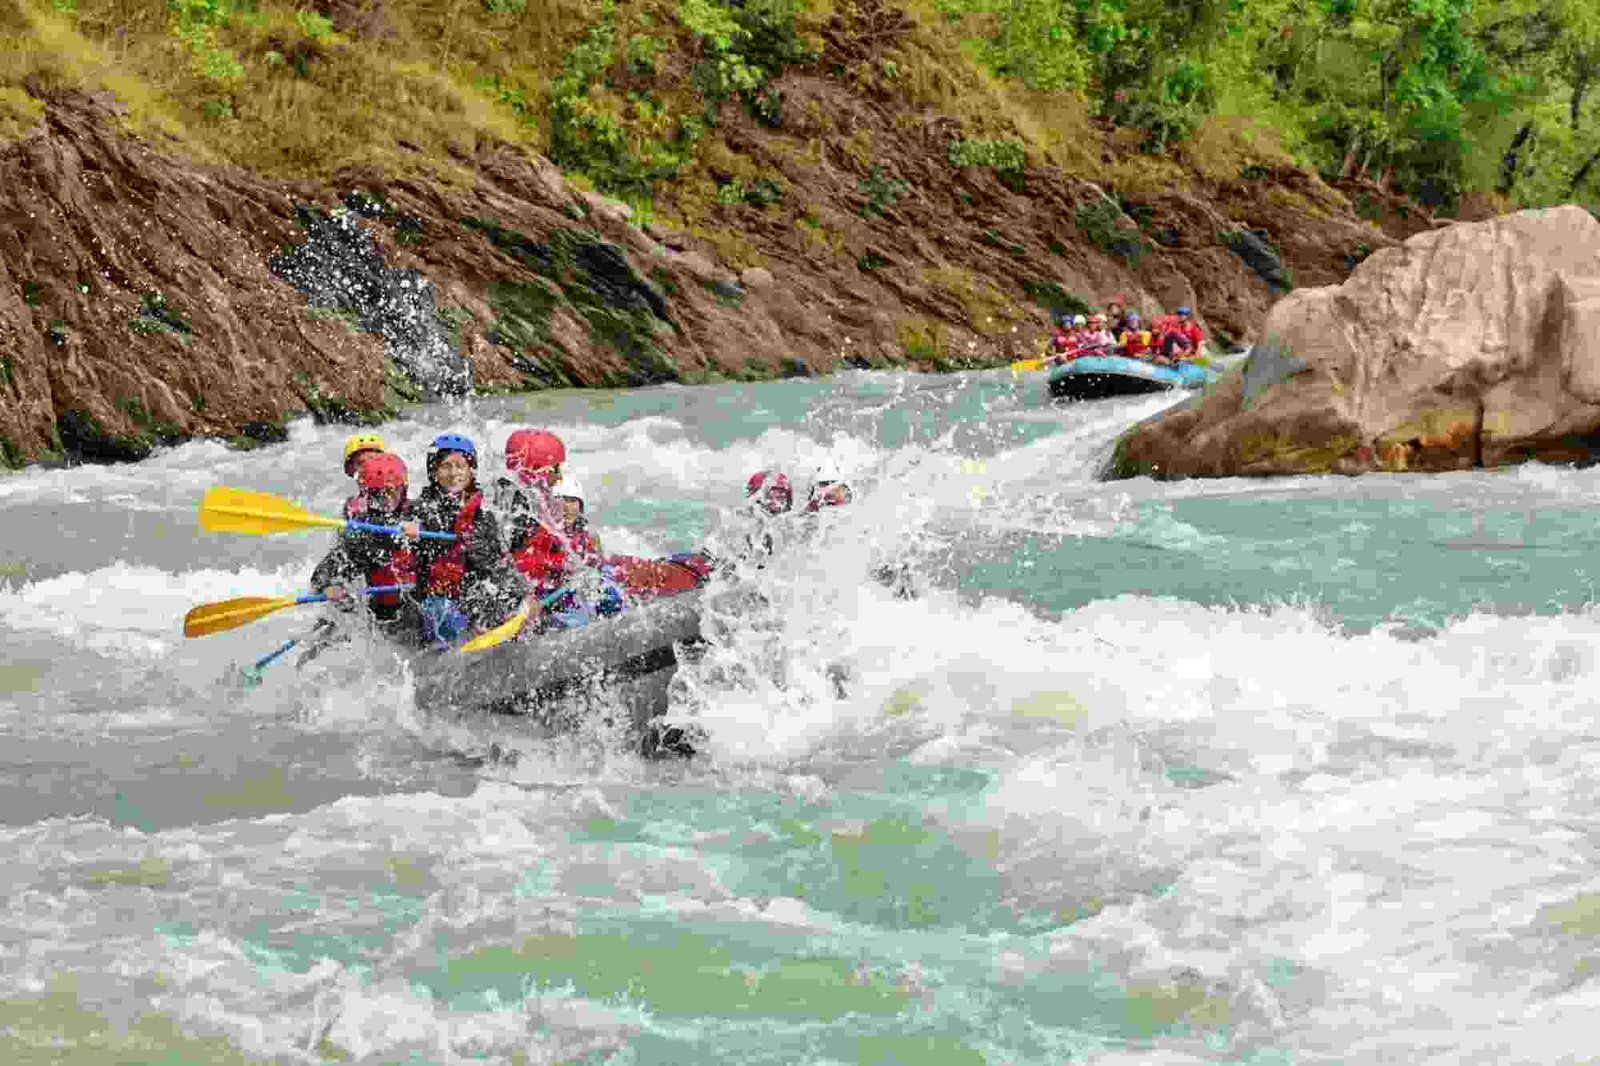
[
  {"left": 312, "top": 430, "right": 855, "bottom": 649},
  {"left": 1048, "top": 296, "right": 1206, "bottom": 367}
]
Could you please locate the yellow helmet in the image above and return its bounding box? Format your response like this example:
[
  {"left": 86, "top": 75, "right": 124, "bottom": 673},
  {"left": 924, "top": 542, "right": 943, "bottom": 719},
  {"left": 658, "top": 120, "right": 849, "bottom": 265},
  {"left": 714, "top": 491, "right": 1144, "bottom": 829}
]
[{"left": 342, "top": 432, "right": 387, "bottom": 476}]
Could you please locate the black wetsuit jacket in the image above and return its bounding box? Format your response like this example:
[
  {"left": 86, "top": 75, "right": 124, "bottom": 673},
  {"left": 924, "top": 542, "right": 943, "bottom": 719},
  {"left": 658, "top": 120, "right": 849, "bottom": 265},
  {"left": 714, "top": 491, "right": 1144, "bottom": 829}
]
[{"left": 409, "top": 483, "right": 529, "bottom": 628}]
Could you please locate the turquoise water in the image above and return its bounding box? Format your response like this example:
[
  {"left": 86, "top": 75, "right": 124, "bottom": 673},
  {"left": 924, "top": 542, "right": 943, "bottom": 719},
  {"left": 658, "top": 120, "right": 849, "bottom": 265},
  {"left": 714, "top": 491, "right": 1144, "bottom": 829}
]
[
  {"left": 2, "top": 369, "right": 1599, "bottom": 1065},
  {"left": 965, "top": 494, "right": 1600, "bottom": 630}
]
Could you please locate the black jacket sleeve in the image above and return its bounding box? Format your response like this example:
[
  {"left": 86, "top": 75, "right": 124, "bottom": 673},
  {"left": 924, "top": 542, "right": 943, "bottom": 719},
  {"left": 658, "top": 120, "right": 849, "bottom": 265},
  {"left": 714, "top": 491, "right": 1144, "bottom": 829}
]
[{"left": 309, "top": 538, "right": 361, "bottom": 592}]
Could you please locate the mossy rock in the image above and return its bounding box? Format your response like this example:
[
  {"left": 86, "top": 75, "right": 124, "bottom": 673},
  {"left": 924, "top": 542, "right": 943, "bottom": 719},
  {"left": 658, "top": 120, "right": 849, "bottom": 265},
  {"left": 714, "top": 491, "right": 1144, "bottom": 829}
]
[
  {"left": 57, "top": 409, "right": 154, "bottom": 463},
  {"left": 1021, "top": 280, "right": 1092, "bottom": 320}
]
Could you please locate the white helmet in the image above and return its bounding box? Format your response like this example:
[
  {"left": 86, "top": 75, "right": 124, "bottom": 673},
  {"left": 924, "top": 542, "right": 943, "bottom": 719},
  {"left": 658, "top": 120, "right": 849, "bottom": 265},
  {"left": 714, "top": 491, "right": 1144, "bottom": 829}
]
[{"left": 556, "top": 475, "right": 586, "bottom": 510}]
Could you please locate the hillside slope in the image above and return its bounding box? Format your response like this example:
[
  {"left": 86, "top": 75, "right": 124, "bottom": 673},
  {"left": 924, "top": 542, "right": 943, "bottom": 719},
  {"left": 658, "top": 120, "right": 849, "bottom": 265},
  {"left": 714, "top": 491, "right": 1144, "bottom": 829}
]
[{"left": 0, "top": 0, "right": 1454, "bottom": 466}]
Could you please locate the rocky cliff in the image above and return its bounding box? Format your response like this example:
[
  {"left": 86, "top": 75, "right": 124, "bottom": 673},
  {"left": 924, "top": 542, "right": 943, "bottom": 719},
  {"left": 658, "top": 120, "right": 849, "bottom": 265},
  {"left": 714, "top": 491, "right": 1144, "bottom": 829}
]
[{"left": 1, "top": 71, "right": 1406, "bottom": 469}]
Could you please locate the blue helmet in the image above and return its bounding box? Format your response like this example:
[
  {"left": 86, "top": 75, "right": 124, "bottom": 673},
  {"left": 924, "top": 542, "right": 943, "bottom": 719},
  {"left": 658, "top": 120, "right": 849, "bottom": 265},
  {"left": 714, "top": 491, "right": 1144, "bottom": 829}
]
[
  {"left": 1176, "top": 306, "right": 1192, "bottom": 315},
  {"left": 427, "top": 433, "right": 478, "bottom": 476}
]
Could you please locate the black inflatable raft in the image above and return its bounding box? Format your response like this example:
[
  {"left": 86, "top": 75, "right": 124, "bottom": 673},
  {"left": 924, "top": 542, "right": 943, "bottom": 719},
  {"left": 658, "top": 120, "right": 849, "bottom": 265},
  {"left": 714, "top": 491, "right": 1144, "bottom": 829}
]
[{"left": 408, "top": 588, "right": 707, "bottom": 757}]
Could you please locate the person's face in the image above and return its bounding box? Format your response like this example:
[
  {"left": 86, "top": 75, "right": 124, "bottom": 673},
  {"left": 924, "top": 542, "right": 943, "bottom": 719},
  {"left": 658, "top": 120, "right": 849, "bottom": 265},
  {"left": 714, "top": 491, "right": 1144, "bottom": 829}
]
[
  {"left": 1178, "top": 311, "right": 1191, "bottom": 322},
  {"left": 434, "top": 452, "right": 472, "bottom": 494},
  {"left": 760, "top": 485, "right": 792, "bottom": 515},
  {"left": 363, "top": 486, "right": 404, "bottom": 513},
  {"left": 561, "top": 496, "right": 582, "bottom": 527}
]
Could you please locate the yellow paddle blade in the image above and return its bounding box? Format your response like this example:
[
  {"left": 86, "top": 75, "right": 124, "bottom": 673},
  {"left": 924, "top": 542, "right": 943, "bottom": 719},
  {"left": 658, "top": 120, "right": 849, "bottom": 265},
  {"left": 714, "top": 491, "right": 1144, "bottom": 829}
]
[
  {"left": 199, "top": 486, "right": 347, "bottom": 536},
  {"left": 183, "top": 596, "right": 299, "bottom": 638},
  {"left": 1010, "top": 358, "right": 1046, "bottom": 372},
  {"left": 459, "top": 608, "right": 529, "bottom": 655}
]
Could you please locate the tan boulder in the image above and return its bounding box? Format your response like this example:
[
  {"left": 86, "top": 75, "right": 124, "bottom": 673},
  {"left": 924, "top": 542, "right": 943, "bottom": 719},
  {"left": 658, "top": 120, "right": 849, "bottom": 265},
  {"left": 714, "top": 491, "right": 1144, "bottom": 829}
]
[{"left": 1109, "top": 206, "right": 1600, "bottom": 478}]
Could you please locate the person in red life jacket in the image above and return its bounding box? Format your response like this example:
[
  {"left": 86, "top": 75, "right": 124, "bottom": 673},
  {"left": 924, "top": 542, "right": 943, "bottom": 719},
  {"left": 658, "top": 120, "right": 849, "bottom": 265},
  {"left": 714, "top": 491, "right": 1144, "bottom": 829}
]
[
  {"left": 747, "top": 469, "right": 793, "bottom": 516},
  {"left": 402, "top": 433, "right": 532, "bottom": 647},
  {"left": 1152, "top": 312, "right": 1190, "bottom": 364},
  {"left": 311, "top": 450, "right": 418, "bottom": 633},
  {"left": 340, "top": 433, "right": 388, "bottom": 520},
  {"left": 507, "top": 473, "right": 605, "bottom": 599},
  {"left": 1048, "top": 314, "right": 1090, "bottom": 365},
  {"left": 538, "top": 476, "right": 630, "bottom": 626},
  {"left": 555, "top": 476, "right": 604, "bottom": 562},
  {"left": 1163, "top": 305, "right": 1204, "bottom": 361},
  {"left": 1117, "top": 312, "right": 1155, "bottom": 361},
  {"left": 495, "top": 429, "right": 585, "bottom": 600},
  {"left": 492, "top": 428, "right": 569, "bottom": 577}
]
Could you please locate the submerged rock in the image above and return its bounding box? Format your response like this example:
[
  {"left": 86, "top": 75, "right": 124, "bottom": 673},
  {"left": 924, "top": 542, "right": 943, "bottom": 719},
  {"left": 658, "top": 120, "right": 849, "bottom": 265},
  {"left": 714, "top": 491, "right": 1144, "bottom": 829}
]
[{"left": 1109, "top": 206, "right": 1600, "bottom": 479}]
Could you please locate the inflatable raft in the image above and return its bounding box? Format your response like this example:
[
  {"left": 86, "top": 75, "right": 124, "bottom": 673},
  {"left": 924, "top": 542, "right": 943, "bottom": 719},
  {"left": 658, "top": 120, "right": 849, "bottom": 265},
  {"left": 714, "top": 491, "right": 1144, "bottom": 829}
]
[
  {"left": 1047, "top": 354, "right": 1213, "bottom": 401},
  {"left": 408, "top": 554, "right": 714, "bottom": 758}
]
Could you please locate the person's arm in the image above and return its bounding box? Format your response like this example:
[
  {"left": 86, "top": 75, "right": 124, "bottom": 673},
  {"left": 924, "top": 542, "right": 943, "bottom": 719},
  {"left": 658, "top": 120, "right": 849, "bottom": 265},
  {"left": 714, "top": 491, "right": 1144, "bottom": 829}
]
[{"left": 310, "top": 535, "right": 362, "bottom": 600}]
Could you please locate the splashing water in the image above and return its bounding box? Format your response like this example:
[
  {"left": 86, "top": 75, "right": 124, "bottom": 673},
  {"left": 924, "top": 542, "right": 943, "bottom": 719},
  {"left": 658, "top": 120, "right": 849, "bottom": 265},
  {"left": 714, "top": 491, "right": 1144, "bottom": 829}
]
[{"left": 3, "top": 370, "right": 1600, "bottom": 1064}]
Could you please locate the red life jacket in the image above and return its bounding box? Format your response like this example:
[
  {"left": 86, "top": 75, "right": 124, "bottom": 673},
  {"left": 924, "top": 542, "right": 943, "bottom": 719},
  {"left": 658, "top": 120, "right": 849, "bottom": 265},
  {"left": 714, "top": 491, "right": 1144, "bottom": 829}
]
[
  {"left": 426, "top": 493, "right": 482, "bottom": 598},
  {"left": 510, "top": 524, "right": 601, "bottom": 593},
  {"left": 510, "top": 525, "right": 567, "bottom": 592},
  {"left": 1120, "top": 330, "right": 1152, "bottom": 357},
  {"left": 603, "top": 553, "right": 712, "bottom": 602},
  {"left": 369, "top": 548, "right": 415, "bottom": 607}
]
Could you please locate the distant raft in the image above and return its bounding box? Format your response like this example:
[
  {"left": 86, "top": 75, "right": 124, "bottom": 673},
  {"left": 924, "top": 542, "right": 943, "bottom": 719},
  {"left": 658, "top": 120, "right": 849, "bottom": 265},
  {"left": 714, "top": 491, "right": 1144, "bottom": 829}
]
[{"left": 1047, "top": 354, "right": 1215, "bottom": 401}]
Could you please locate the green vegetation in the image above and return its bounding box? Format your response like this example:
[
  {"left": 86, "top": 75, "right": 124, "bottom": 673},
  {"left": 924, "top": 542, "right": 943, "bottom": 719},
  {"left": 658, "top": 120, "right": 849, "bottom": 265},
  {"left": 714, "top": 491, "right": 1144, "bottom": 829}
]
[
  {"left": 1022, "top": 279, "right": 1092, "bottom": 319},
  {"left": 466, "top": 218, "right": 681, "bottom": 384},
  {"left": 934, "top": 0, "right": 1600, "bottom": 211},
  {"left": 0, "top": 0, "right": 1591, "bottom": 224}
]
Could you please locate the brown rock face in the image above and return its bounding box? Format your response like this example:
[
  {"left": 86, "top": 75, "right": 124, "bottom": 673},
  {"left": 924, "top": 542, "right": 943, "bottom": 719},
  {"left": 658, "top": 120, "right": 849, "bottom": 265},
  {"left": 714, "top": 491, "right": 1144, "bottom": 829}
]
[
  {"left": 0, "top": 81, "right": 1399, "bottom": 471},
  {"left": 1109, "top": 206, "right": 1600, "bottom": 479},
  {"left": 1, "top": 94, "right": 389, "bottom": 464},
  {"left": 0, "top": 93, "right": 835, "bottom": 466}
]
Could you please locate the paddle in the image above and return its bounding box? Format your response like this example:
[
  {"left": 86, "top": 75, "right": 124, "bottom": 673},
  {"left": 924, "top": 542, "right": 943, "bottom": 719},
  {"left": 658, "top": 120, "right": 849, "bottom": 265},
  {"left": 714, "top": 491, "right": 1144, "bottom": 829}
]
[
  {"left": 458, "top": 586, "right": 574, "bottom": 655},
  {"left": 199, "top": 486, "right": 456, "bottom": 540},
  {"left": 1010, "top": 357, "right": 1048, "bottom": 373},
  {"left": 239, "top": 618, "right": 338, "bottom": 689},
  {"left": 184, "top": 584, "right": 412, "bottom": 638}
]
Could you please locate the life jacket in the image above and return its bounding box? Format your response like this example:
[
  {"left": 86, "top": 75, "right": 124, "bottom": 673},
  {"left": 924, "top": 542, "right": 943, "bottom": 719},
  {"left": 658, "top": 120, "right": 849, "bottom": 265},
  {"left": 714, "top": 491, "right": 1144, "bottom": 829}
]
[
  {"left": 1120, "top": 330, "right": 1152, "bottom": 357},
  {"left": 602, "top": 553, "right": 714, "bottom": 602},
  {"left": 510, "top": 525, "right": 567, "bottom": 592},
  {"left": 425, "top": 493, "right": 482, "bottom": 598},
  {"left": 368, "top": 547, "right": 415, "bottom": 607}
]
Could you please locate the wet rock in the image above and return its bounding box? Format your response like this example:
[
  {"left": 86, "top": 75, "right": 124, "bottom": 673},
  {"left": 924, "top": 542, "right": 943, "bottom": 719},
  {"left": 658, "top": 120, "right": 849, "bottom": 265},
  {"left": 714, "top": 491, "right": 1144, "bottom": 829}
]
[
  {"left": 269, "top": 205, "right": 471, "bottom": 400},
  {"left": 1110, "top": 206, "right": 1600, "bottom": 479},
  {"left": 1224, "top": 229, "right": 1292, "bottom": 295}
]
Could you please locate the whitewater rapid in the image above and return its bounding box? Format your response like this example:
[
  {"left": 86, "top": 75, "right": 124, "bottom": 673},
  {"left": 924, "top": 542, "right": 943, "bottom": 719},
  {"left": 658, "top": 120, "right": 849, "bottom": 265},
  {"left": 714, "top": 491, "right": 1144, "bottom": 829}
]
[{"left": 2, "top": 371, "right": 1598, "bottom": 1065}]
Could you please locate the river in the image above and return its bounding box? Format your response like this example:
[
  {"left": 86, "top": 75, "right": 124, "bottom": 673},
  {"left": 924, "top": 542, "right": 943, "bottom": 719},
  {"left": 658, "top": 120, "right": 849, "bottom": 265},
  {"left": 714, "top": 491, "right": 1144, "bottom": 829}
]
[{"left": 2, "top": 368, "right": 1597, "bottom": 1064}]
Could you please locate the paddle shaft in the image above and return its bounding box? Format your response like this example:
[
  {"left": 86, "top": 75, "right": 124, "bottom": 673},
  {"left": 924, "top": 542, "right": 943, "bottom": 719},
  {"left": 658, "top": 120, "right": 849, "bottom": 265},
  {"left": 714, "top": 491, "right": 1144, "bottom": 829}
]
[
  {"left": 298, "top": 583, "right": 412, "bottom": 605},
  {"left": 348, "top": 519, "right": 456, "bottom": 541}
]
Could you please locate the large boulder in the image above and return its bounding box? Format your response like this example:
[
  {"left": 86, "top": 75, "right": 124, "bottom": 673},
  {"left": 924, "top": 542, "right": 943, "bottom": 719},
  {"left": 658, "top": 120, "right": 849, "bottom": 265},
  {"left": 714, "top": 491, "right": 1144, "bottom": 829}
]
[{"left": 1108, "top": 205, "right": 1600, "bottom": 478}]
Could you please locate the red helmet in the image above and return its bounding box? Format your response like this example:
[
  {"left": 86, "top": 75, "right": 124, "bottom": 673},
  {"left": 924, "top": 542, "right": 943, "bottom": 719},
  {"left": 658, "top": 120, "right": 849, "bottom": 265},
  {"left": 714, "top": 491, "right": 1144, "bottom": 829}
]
[
  {"left": 505, "top": 429, "right": 566, "bottom": 476},
  {"left": 746, "top": 470, "right": 791, "bottom": 496},
  {"left": 357, "top": 452, "right": 408, "bottom": 490}
]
